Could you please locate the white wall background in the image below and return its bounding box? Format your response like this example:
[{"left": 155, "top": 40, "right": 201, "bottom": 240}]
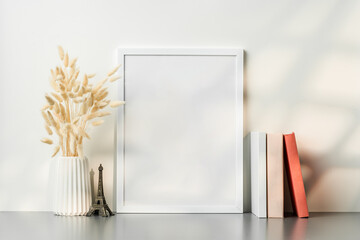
[{"left": 1, "top": 0, "right": 360, "bottom": 212}]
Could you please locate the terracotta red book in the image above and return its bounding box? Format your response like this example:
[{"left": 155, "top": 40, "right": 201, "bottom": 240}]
[{"left": 284, "top": 133, "right": 309, "bottom": 218}]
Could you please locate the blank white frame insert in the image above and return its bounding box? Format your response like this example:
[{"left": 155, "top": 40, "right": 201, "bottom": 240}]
[{"left": 116, "top": 48, "right": 243, "bottom": 213}]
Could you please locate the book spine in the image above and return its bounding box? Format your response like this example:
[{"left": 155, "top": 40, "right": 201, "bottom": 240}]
[
  {"left": 284, "top": 133, "right": 309, "bottom": 218},
  {"left": 250, "top": 132, "right": 267, "bottom": 218},
  {"left": 267, "top": 133, "right": 284, "bottom": 218},
  {"left": 243, "top": 134, "right": 251, "bottom": 212}
]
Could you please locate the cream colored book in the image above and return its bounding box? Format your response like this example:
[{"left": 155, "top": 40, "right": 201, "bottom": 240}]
[{"left": 266, "top": 133, "right": 284, "bottom": 218}]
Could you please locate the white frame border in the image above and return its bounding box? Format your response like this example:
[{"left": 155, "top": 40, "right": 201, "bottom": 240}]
[{"left": 116, "top": 48, "right": 244, "bottom": 213}]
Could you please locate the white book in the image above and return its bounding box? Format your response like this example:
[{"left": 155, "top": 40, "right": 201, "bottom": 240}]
[{"left": 244, "top": 132, "right": 267, "bottom": 218}]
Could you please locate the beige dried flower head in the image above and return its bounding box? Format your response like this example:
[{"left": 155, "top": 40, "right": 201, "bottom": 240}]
[
  {"left": 45, "top": 125, "right": 53, "bottom": 135},
  {"left": 110, "top": 101, "right": 125, "bottom": 108},
  {"left": 64, "top": 53, "right": 69, "bottom": 67},
  {"left": 41, "top": 138, "right": 53, "bottom": 145},
  {"left": 87, "top": 73, "right": 96, "bottom": 78},
  {"left": 70, "top": 57, "right": 78, "bottom": 68},
  {"left": 51, "top": 93, "right": 63, "bottom": 102},
  {"left": 109, "top": 75, "right": 121, "bottom": 82},
  {"left": 92, "top": 120, "right": 104, "bottom": 126},
  {"left": 41, "top": 46, "right": 125, "bottom": 158},
  {"left": 107, "top": 64, "right": 121, "bottom": 76},
  {"left": 41, "top": 104, "right": 50, "bottom": 111},
  {"left": 45, "top": 95, "right": 55, "bottom": 105},
  {"left": 58, "top": 46, "right": 64, "bottom": 60},
  {"left": 52, "top": 146, "right": 60, "bottom": 157}
]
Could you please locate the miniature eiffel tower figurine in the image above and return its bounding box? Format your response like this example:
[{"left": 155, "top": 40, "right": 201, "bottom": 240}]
[{"left": 87, "top": 164, "right": 114, "bottom": 217}]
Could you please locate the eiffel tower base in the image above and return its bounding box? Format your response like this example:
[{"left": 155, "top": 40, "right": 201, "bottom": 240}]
[{"left": 86, "top": 202, "right": 114, "bottom": 217}]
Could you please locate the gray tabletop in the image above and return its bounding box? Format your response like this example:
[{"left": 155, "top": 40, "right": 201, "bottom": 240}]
[{"left": 0, "top": 212, "right": 359, "bottom": 240}]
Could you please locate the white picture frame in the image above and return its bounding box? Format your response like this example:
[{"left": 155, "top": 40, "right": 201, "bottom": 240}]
[{"left": 116, "top": 48, "right": 244, "bottom": 213}]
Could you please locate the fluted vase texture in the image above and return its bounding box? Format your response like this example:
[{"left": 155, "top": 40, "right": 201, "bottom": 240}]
[{"left": 52, "top": 156, "right": 91, "bottom": 216}]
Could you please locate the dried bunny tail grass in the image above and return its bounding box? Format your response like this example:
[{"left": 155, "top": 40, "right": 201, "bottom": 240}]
[
  {"left": 107, "top": 64, "right": 121, "bottom": 77},
  {"left": 97, "top": 111, "right": 111, "bottom": 117},
  {"left": 73, "top": 84, "right": 80, "bottom": 93},
  {"left": 71, "top": 137, "right": 77, "bottom": 156},
  {"left": 64, "top": 53, "right": 69, "bottom": 67},
  {"left": 69, "top": 67, "right": 75, "bottom": 77},
  {"left": 72, "top": 116, "right": 80, "bottom": 124},
  {"left": 86, "top": 111, "right": 110, "bottom": 120},
  {"left": 54, "top": 103, "right": 60, "bottom": 114},
  {"left": 53, "top": 111, "right": 62, "bottom": 123},
  {"left": 96, "top": 87, "right": 107, "bottom": 96},
  {"left": 78, "top": 127, "right": 90, "bottom": 139},
  {"left": 85, "top": 86, "right": 92, "bottom": 93},
  {"left": 97, "top": 101, "right": 109, "bottom": 109},
  {"left": 110, "top": 101, "right": 125, "bottom": 108},
  {"left": 85, "top": 112, "right": 94, "bottom": 120},
  {"left": 41, "top": 138, "right": 53, "bottom": 145},
  {"left": 56, "top": 74, "right": 63, "bottom": 81},
  {"left": 47, "top": 111, "right": 57, "bottom": 126},
  {"left": 45, "top": 94, "right": 55, "bottom": 105},
  {"left": 50, "top": 77, "right": 60, "bottom": 92},
  {"left": 77, "top": 144, "right": 83, "bottom": 158},
  {"left": 65, "top": 123, "right": 72, "bottom": 131},
  {"left": 54, "top": 128, "right": 64, "bottom": 138},
  {"left": 63, "top": 72, "right": 70, "bottom": 85},
  {"left": 70, "top": 71, "right": 77, "bottom": 82},
  {"left": 109, "top": 75, "right": 121, "bottom": 82},
  {"left": 45, "top": 124, "right": 53, "bottom": 135},
  {"left": 68, "top": 92, "right": 76, "bottom": 98},
  {"left": 50, "top": 69, "right": 56, "bottom": 78},
  {"left": 81, "top": 102, "right": 88, "bottom": 115},
  {"left": 71, "top": 125, "right": 79, "bottom": 137},
  {"left": 42, "top": 111, "right": 51, "bottom": 125},
  {"left": 41, "top": 104, "right": 50, "bottom": 111},
  {"left": 59, "top": 104, "right": 66, "bottom": 121},
  {"left": 87, "top": 73, "right": 96, "bottom": 78},
  {"left": 70, "top": 79, "right": 77, "bottom": 90},
  {"left": 45, "top": 47, "right": 124, "bottom": 157},
  {"left": 72, "top": 97, "right": 83, "bottom": 103},
  {"left": 91, "top": 106, "right": 99, "bottom": 113},
  {"left": 60, "top": 67, "right": 65, "bottom": 78},
  {"left": 70, "top": 57, "right": 78, "bottom": 68},
  {"left": 59, "top": 83, "right": 66, "bottom": 92},
  {"left": 52, "top": 145, "right": 60, "bottom": 157},
  {"left": 83, "top": 74, "right": 88, "bottom": 86},
  {"left": 74, "top": 80, "right": 80, "bottom": 88},
  {"left": 73, "top": 70, "right": 80, "bottom": 81},
  {"left": 51, "top": 93, "right": 63, "bottom": 102},
  {"left": 96, "top": 91, "right": 108, "bottom": 101},
  {"left": 69, "top": 125, "right": 77, "bottom": 138},
  {"left": 77, "top": 87, "right": 84, "bottom": 97},
  {"left": 92, "top": 120, "right": 104, "bottom": 126},
  {"left": 87, "top": 94, "right": 93, "bottom": 108},
  {"left": 92, "top": 78, "right": 108, "bottom": 94},
  {"left": 61, "top": 93, "right": 68, "bottom": 101},
  {"left": 58, "top": 46, "right": 64, "bottom": 60}
]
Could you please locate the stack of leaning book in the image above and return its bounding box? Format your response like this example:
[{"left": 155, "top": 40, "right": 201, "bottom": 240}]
[{"left": 244, "top": 132, "right": 309, "bottom": 218}]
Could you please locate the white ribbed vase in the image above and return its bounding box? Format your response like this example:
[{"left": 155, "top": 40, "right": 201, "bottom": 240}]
[{"left": 52, "top": 156, "right": 91, "bottom": 216}]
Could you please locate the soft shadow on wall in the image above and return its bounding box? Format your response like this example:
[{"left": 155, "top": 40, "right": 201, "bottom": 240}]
[
  {"left": 85, "top": 113, "right": 116, "bottom": 210},
  {"left": 245, "top": 0, "right": 360, "bottom": 211}
]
